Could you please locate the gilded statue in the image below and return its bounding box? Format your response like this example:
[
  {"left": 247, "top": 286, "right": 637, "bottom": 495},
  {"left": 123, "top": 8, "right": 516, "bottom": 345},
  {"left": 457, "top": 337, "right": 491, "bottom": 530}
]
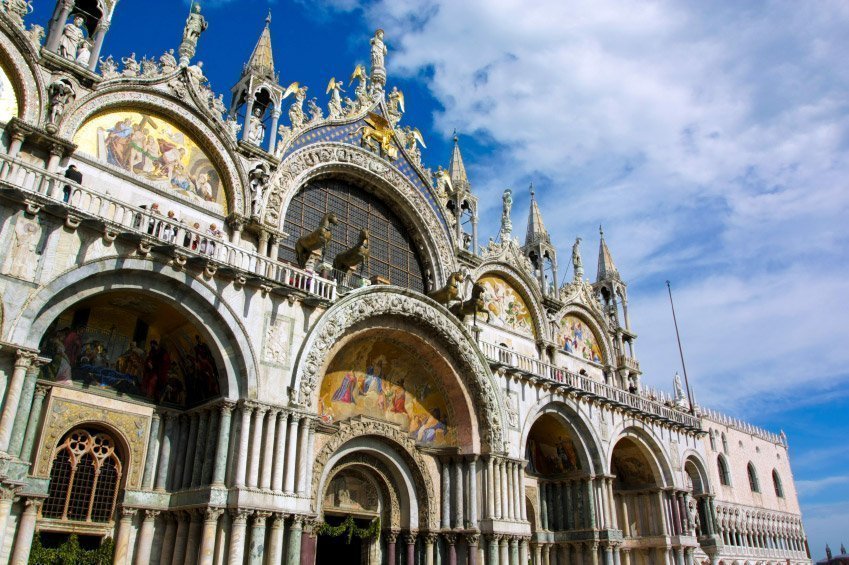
[
  {"left": 326, "top": 77, "right": 345, "bottom": 119},
  {"left": 387, "top": 86, "right": 404, "bottom": 125},
  {"left": 283, "top": 82, "right": 308, "bottom": 128},
  {"left": 449, "top": 282, "right": 487, "bottom": 321},
  {"left": 333, "top": 229, "right": 370, "bottom": 273},
  {"left": 295, "top": 212, "right": 338, "bottom": 268},
  {"left": 359, "top": 112, "right": 398, "bottom": 160},
  {"left": 428, "top": 271, "right": 464, "bottom": 305},
  {"left": 349, "top": 64, "right": 369, "bottom": 111}
]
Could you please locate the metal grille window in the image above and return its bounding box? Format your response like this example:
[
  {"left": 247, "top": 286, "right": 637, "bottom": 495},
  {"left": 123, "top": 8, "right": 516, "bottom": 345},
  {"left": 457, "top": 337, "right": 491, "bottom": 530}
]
[
  {"left": 281, "top": 179, "right": 425, "bottom": 292},
  {"left": 43, "top": 429, "right": 123, "bottom": 523}
]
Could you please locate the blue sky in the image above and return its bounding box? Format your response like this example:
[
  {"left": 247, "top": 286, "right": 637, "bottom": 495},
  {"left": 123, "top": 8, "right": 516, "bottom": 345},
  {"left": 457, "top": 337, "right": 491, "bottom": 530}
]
[{"left": 30, "top": 0, "right": 849, "bottom": 556}]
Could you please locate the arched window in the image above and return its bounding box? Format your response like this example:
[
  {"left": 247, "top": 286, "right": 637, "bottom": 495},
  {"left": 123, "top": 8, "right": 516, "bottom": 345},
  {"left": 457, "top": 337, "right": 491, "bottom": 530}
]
[
  {"left": 717, "top": 455, "right": 732, "bottom": 486},
  {"left": 773, "top": 470, "right": 784, "bottom": 498},
  {"left": 747, "top": 462, "right": 760, "bottom": 493},
  {"left": 721, "top": 432, "right": 728, "bottom": 454},
  {"left": 43, "top": 429, "right": 123, "bottom": 523},
  {"left": 709, "top": 429, "right": 717, "bottom": 451}
]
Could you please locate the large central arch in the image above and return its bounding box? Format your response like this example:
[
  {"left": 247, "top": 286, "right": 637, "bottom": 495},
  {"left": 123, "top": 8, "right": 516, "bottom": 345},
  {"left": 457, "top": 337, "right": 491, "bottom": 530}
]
[{"left": 291, "top": 286, "right": 506, "bottom": 452}]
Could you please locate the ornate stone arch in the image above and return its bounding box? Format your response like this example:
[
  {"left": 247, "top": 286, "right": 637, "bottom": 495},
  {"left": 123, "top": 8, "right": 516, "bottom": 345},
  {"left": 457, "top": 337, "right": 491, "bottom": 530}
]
[
  {"left": 8, "top": 256, "right": 259, "bottom": 399},
  {"left": 58, "top": 87, "right": 247, "bottom": 216},
  {"left": 519, "top": 396, "right": 605, "bottom": 475},
  {"left": 683, "top": 450, "right": 714, "bottom": 495},
  {"left": 606, "top": 424, "right": 675, "bottom": 487},
  {"left": 263, "top": 142, "right": 456, "bottom": 287},
  {"left": 291, "top": 286, "right": 505, "bottom": 452},
  {"left": 552, "top": 303, "right": 615, "bottom": 366},
  {"left": 312, "top": 418, "right": 438, "bottom": 530},
  {"left": 0, "top": 20, "right": 46, "bottom": 124},
  {"left": 321, "top": 449, "right": 402, "bottom": 529},
  {"left": 471, "top": 261, "right": 549, "bottom": 343}
]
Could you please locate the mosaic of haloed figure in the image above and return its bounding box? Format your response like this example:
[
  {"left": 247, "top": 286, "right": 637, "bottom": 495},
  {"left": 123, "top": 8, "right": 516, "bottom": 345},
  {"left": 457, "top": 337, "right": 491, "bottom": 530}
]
[
  {"left": 556, "top": 315, "right": 603, "bottom": 363},
  {"left": 318, "top": 336, "right": 455, "bottom": 447},
  {"left": 476, "top": 275, "right": 535, "bottom": 337},
  {"left": 525, "top": 414, "right": 582, "bottom": 476},
  {"left": 39, "top": 292, "right": 221, "bottom": 407},
  {"left": 73, "top": 110, "right": 226, "bottom": 211}
]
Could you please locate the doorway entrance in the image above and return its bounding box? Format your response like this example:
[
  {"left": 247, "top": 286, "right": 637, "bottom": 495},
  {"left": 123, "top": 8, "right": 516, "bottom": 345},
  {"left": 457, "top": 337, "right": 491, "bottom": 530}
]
[{"left": 315, "top": 514, "right": 372, "bottom": 565}]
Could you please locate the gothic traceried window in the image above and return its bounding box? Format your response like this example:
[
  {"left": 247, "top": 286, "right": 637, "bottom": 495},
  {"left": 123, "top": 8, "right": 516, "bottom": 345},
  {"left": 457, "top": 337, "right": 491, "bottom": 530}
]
[
  {"left": 773, "top": 469, "right": 784, "bottom": 498},
  {"left": 747, "top": 462, "right": 760, "bottom": 493},
  {"left": 281, "top": 179, "right": 425, "bottom": 292},
  {"left": 42, "top": 429, "right": 123, "bottom": 523},
  {"left": 718, "top": 455, "right": 732, "bottom": 486},
  {"left": 721, "top": 432, "right": 728, "bottom": 454}
]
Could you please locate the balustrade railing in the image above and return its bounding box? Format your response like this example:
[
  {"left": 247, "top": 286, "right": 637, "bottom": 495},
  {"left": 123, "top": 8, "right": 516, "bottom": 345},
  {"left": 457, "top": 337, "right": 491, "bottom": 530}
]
[
  {"left": 0, "top": 154, "right": 337, "bottom": 301},
  {"left": 479, "top": 341, "right": 701, "bottom": 429}
]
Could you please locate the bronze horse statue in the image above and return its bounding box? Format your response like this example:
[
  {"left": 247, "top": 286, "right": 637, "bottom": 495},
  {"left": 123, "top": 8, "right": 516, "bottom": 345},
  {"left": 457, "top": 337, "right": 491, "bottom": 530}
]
[
  {"left": 427, "top": 271, "right": 464, "bottom": 305},
  {"left": 450, "top": 282, "right": 489, "bottom": 321},
  {"left": 295, "top": 212, "right": 338, "bottom": 268},
  {"left": 333, "top": 229, "right": 370, "bottom": 272}
]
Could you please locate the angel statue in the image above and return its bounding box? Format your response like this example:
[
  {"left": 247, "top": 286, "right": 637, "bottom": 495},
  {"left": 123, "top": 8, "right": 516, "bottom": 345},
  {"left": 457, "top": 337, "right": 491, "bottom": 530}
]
[
  {"left": 402, "top": 126, "right": 426, "bottom": 165},
  {"left": 349, "top": 64, "right": 369, "bottom": 112},
  {"left": 121, "top": 53, "right": 140, "bottom": 77},
  {"left": 370, "top": 29, "right": 387, "bottom": 90},
  {"left": 283, "top": 82, "right": 308, "bottom": 128},
  {"left": 307, "top": 98, "right": 324, "bottom": 123},
  {"left": 435, "top": 166, "right": 453, "bottom": 195},
  {"left": 326, "top": 77, "right": 345, "bottom": 119},
  {"left": 387, "top": 86, "right": 404, "bottom": 125},
  {"left": 99, "top": 55, "right": 118, "bottom": 79}
]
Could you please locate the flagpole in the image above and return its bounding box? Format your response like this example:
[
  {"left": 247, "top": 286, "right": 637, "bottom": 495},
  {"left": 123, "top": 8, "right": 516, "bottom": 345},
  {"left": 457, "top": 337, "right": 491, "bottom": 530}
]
[{"left": 666, "top": 280, "right": 695, "bottom": 414}]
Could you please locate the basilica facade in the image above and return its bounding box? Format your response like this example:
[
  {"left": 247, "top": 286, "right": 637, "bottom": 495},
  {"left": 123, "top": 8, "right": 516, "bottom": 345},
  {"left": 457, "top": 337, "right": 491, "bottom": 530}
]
[{"left": 0, "top": 2, "right": 811, "bottom": 564}]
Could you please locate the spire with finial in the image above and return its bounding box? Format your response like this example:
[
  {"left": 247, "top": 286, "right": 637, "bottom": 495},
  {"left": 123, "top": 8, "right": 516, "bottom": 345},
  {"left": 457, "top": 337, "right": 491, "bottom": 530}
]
[
  {"left": 525, "top": 182, "right": 550, "bottom": 246},
  {"left": 596, "top": 225, "right": 620, "bottom": 283},
  {"left": 245, "top": 10, "right": 276, "bottom": 81},
  {"left": 448, "top": 130, "right": 470, "bottom": 193}
]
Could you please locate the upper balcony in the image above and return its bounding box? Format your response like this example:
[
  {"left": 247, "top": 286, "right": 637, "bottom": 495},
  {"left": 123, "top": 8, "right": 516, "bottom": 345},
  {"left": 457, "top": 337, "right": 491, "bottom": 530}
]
[
  {"left": 0, "top": 153, "right": 337, "bottom": 302},
  {"left": 479, "top": 341, "right": 702, "bottom": 431}
]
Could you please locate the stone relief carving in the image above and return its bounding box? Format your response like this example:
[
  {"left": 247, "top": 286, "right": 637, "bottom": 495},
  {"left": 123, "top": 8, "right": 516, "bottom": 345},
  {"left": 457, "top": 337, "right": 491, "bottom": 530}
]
[
  {"left": 505, "top": 389, "right": 519, "bottom": 429},
  {"left": 36, "top": 396, "right": 149, "bottom": 489},
  {"left": 264, "top": 142, "right": 454, "bottom": 282},
  {"left": 261, "top": 313, "right": 294, "bottom": 368},
  {"left": 2, "top": 211, "right": 42, "bottom": 280},
  {"left": 311, "top": 417, "right": 436, "bottom": 529},
  {"left": 293, "top": 287, "right": 505, "bottom": 451}
]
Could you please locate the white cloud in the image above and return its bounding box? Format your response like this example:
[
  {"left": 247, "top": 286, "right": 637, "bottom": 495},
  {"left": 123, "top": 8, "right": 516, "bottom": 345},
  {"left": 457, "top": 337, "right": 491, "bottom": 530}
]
[
  {"left": 797, "top": 475, "right": 849, "bottom": 497},
  {"left": 336, "top": 0, "right": 849, "bottom": 413}
]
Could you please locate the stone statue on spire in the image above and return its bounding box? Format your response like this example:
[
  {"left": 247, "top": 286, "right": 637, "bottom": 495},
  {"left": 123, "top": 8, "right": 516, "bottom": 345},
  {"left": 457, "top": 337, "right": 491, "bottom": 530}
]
[
  {"left": 499, "top": 189, "right": 513, "bottom": 241},
  {"left": 572, "top": 237, "right": 584, "bottom": 280},
  {"left": 179, "top": 3, "right": 208, "bottom": 67},
  {"left": 370, "top": 29, "right": 387, "bottom": 92}
]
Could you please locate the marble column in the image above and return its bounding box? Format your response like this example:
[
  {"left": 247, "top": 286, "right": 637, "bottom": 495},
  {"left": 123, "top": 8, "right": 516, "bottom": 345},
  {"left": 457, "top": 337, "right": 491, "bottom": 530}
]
[
  {"left": 180, "top": 412, "right": 199, "bottom": 489},
  {"left": 198, "top": 508, "right": 223, "bottom": 565},
  {"left": 272, "top": 411, "right": 288, "bottom": 491},
  {"left": 444, "top": 533, "right": 456, "bottom": 565},
  {"left": 171, "top": 511, "right": 190, "bottom": 565},
  {"left": 613, "top": 545, "right": 621, "bottom": 565},
  {"left": 468, "top": 456, "right": 478, "bottom": 526},
  {"left": 260, "top": 409, "right": 278, "bottom": 489},
  {"left": 519, "top": 465, "right": 527, "bottom": 521},
  {"left": 296, "top": 417, "right": 311, "bottom": 494},
  {"left": 603, "top": 544, "right": 614, "bottom": 565},
  {"left": 564, "top": 480, "right": 574, "bottom": 530},
  {"left": 20, "top": 384, "right": 48, "bottom": 463},
  {"left": 405, "top": 532, "right": 417, "bottom": 565},
  {"left": 249, "top": 511, "right": 270, "bottom": 565},
  {"left": 465, "top": 533, "right": 479, "bottom": 565},
  {"left": 424, "top": 533, "right": 437, "bottom": 565},
  {"left": 8, "top": 498, "right": 40, "bottom": 564},
  {"left": 134, "top": 509, "right": 160, "bottom": 565},
  {"left": 500, "top": 460, "right": 509, "bottom": 520},
  {"left": 532, "top": 542, "right": 542, "bottom": 565},
  {"left": 235, "top": 404, "right": 253, "bottom": 487},
  {"left": 201, "top": 408, "right": 220, "bottom": 485},
  {"left": 287, "top": 516, "right": 303, "bottom": 564},
  {"left": 154, "top": 413, "right": 174, "bottom": 491},
  {"left": 0, "top": 350, "right": 35, "bottom": 453},
  {"left": 485, "top": 458, "right": 495, "bottom": 519},
  {"left": 112, "top": 506, "right": 135, "bottom": 565},
  {"left": 159, "top": 513, "right": 177, "bottom": 565},
  {"left": 9, "top": 361, "right": 41, "bottom": 458},
  {"left": 87, "top": 21, "right": 110, "bottom": 72},
  {"left": 248, "top": 407, "right": 267, "bottom": 487},
  {"left": 553, "top": 482, "right": 563, "bottom": 531},
  {"left": 228, "top": 510, "right": 249, "bottom": 564},
  {"left": 266, "top": 513, "right": 286, "bottom": 565},
  {"left": 499, "top": 536, "right": 509, "bottom": 565},
  {"left": 512, "top": 462, "right": 521, "bottom": 520},
  {"left": 487, "top": 535, "right": 499, "bottom": 565},
  {"left": 441, "top": 458, "right": 451, "bottom": 529},
  {"left": 509, "top": 537, "right": 519, "bottom": 565},
  {"left": 299, "top": 521, "right": 317, "bottom": 565},
  {"left": 212, "top": 403, "right": 233, "bottom": 486},
  {"left": 540, "top": 482, "right": 549, "bottom": 530},
  {"left": 585, "top": 479, "right": 597, "bottom": 529},
  {"left": 493, "top": 459, "right": 502, "bottom": 519},
  {"left": 453, "top": 458, "right": 464, "bottom": 528},
  {"left": 186, "top": 510, "right": 205, "bottom": 564},
  {"left": 0, "top": 488, "right": 16, "bottom": 558},
  {"left": 284, "top": 415, "right": 300, "bottom": 493},
  {"left": 541, "top": 544, "right": 550, "bottom": 565},
  {"left": 141, "top": 412, "right": 161, "bottom": 489},
  {"left": 170, "top": 416, "right": 189, "bottom": 491},
  {"left": 191, "top": 409, "right": 210, "bottom": 487}
]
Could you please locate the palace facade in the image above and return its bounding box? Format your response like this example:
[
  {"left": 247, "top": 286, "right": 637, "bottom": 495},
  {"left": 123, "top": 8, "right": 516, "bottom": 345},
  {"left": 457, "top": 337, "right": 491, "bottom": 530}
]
[{"left": 0, "top": 2, "right": 810, "bottom": 564}]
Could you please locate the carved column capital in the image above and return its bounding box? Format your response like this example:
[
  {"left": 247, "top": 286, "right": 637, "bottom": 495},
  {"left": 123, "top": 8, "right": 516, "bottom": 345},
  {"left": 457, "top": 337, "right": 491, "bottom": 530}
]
[
  {"left": 230, "top": 509, "right": 251, "bottom": 524},
  {"left": 385, "top": 530, "right": 399, "bottom": 544},
  {"left": 14, "top": 350, "right": 37, "bottom": 369},
  {"left": 144, "top": 509, "right": 162, "bottom": 520}
]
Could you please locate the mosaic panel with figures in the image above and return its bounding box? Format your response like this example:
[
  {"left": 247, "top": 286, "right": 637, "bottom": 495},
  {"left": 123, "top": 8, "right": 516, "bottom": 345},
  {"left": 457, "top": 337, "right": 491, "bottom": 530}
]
[
  {"left": 525, "top": 414, "right": 582, "bottom": 476},
  {"left": 318, "top": 337, "right": 455, "bottom": 447},
  {"left": 0, "top": 62, "right": 17, "bottom": 123},
  {"left": 39, "top": 293, "right": 221, "bottom": 407},
  {"left": 477, "top": 275, "right": 535, "bottom": 337},
  {"left": 73, "top": 110, "right": 226, "bottom": 211},
  {"left": 556, "top": 315, "right": 603, "bottom": 363}
]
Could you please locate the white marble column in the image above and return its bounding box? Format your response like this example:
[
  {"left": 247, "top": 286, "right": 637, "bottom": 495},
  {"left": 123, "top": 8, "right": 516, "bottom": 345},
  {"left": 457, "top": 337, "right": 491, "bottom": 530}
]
[
  {"left": 295, "top": 416, "right": 310, "bottom": 494},
  {"left": 185, "top": 510, "right": 204, "bottom": 565},
  {"left": 134, "top": 509, "right": 159, "bottom": 565},
  {"left": 154, "top": 412, "right": 174, "bottom": 491},
  {"left": 248, "top": 406, "right": 267, "bottom": 488},
  {"left": 493, "top": 459, "right": 502, "bottom": 519},
  {"left": 197, "top": 508, "right": 223, "bottom": 565},
  {"left": 284, "top": 415, "right": 300, "bottom": 494},
  {"left": 212, "top": 403, "right": 233, "bottom": 486},
  {"left": 441, "top": 458, "right": 451, "bottom": 529},
  {"left": 519, "top": 464, "right": 527, "bottom": 521},
  {"left": 180, "top": 413, "right": 199, "bottom": 489},
  {"left": 9, "top": 498, "right": 40, "bottom": 564},
  {"left": 235, "top": 404, "right": 253, "bottom": 487},
  {"left": 453, "top": 458, "right": 464, "bottom": 528},
  {"left": 260, "top": 409, "right": 278, "bottom": 489},
  {"left": 141, "top": 413, "right": 161, "bottom": 489},
  {"left": 287, "top": 516, "right": 303, "bottom": 565},
  {"left": 171, "top": 511, "right": 190, "bottom": 565},
  {"left": 500, "top": 460, "right": 510, "bottom": 520},
  {"left": 0, "top": 488, "right": 16, "bottom": 559},
  {"left": 272, "top": 410, "right": 289, "bottom": 492},
  {"left": 267, "top": 513, "right": 286, "bottom": 565},
  {"left": 190, "top": 409, "right": 210, "bottom": 487},
  {"left": 228, "top": 510, "right": 249, "bottom": 564},
  {"left": 159, "top": 513, "right": 177, "bottom": 565},
  {"left": 512, "top": 462, "right": 521, "bottom": 520},
  {"left": 0, "top": 350, "right": 35, "bottom": 452},
  {"left": 170, "top": 416, "right": 189, "bottom": 491},
  {"left": 249, "top": 511, "right": 270, "bottom": 565},
  {"left": 485, "top": 457, "right": 495, "bottom": 519},
  {"left": 112, "top": 506, "right": 135, "bottom": 565},
  {"left": 201, "top": 408, "right": 220, "bottom": 485},
  {"left": 468, "top": 456, "right": 478, "bottom": 526}
]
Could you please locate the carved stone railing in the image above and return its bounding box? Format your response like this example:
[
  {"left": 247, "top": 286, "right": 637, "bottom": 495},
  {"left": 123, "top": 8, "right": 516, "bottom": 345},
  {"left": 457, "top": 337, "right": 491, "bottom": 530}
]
[
  {"left": 479, "top": 341, "right": 702, "bottom": 430},
  {"left": 0, "top": 154, "right": 337, "bottom": 301},
  {"left": 616, "top": 354, "right": 641, "bottom": 373},
  {"left": 700, "top": 408, "right": 787, "bottom": 446}
]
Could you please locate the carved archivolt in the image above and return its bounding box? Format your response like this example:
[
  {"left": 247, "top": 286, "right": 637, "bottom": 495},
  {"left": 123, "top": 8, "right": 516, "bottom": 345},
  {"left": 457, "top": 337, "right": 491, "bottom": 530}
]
[
  {"left": 35, "top": 396, "right": 149, "bottom": 489},
  {"left": 59, "top": 88, "right": 246, "bottom": 216},
  {"left": 322, "top": 454, "right": 402, "bottom": 529},
  {"left": 263, "top": 142, "right": 455, "bottom": 286},
  {"left": 0, "top": 18, "right": 45, "bottom": 124},
  {"left": 292, "top": 286, "right": 506, "bottom": 452},
  {"left": 311, "top": 417, "right": 437, "bottom": 529}
]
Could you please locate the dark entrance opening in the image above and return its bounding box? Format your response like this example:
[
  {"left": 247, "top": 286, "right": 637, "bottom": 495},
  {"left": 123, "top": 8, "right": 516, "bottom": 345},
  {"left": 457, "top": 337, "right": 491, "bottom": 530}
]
[{"left": 315, "top": 514, "right": 372, "bottom": 565}]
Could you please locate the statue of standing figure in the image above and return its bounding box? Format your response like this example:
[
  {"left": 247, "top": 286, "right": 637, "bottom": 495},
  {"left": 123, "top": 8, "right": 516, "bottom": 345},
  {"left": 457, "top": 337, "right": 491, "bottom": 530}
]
[
  {"left": 47, "top": 80, "right": 74, "bottom": 131},
  {"left": 572, "top": 237, "right": 584, "bottom": 280},
  {"left": 247, "top": 106, "right": 266, "bottom": 146},
  {"left": 58, "top": 15, "right": 86, "bottom": 61},
  {"left": 499, "top": 189, "right": 513, "bottom": 241},
  {"left": 179, "top": 3, "right": 208, "bottom": 67},
  {"left": 370, "top": 29, "right": 387, "bottom": 91},
  {"left": 249, "top": 164, "right": 270, "bottom": 218}
]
